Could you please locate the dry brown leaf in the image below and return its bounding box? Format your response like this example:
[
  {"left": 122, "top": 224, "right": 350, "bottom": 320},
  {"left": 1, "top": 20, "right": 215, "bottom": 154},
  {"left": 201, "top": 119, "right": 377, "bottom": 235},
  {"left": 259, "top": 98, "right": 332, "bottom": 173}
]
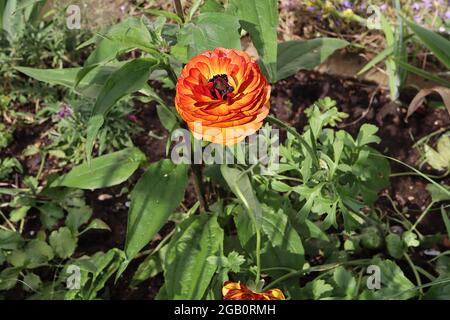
[{"left": 406, "top": 86, "right": 450, "bottom": 120}]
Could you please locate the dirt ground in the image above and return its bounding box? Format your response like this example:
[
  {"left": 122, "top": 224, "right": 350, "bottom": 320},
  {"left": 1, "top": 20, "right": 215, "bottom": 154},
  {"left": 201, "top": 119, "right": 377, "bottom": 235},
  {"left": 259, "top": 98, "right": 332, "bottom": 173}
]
[{"left": 3, "top": 65, "right": 449, "bottom": 299}]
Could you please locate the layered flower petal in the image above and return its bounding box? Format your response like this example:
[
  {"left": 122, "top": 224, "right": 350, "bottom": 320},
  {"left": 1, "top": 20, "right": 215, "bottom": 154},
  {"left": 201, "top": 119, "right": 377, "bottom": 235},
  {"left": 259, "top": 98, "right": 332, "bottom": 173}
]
[
  {"left": 222, "top": 281, "right": 285, "bottom": 300},
  {"left": 175, "top": 48, "right": 271, "bottom": 145}
]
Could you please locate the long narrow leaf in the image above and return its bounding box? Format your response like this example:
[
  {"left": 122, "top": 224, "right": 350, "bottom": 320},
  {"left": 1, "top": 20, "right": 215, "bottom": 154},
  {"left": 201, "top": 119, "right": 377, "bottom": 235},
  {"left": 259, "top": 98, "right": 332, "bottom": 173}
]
[
  {"left": 405, "top": 18, "right": 450, "bottom": 69},
  {"left": 393, "top": 58, "right": 450, "bottom": 88}
]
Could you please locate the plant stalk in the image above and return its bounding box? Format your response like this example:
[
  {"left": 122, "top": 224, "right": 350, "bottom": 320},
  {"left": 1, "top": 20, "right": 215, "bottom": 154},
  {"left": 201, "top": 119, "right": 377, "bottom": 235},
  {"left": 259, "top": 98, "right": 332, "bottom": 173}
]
[
  {"left": 266, "top": 115, "right": 320, "bottom": 168},
  {"left": 191, "top": 163, "right": 208, "bottom": 213},
  {"left": 255, "top": 227, "right": 261, "bottom": 284},
  {"left": 173, "top": 0, "right": 185, "bottom": 23}
]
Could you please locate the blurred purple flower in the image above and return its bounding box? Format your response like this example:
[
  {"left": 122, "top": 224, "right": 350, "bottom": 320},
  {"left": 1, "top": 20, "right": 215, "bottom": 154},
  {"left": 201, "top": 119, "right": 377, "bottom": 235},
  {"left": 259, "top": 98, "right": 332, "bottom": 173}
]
[
  {"left": 414, "top": 14, "right": 422, "bottom": 23},
  {"left": 341, "top": 0, "right": 352, "bottom": 9},
  {"left": 421, "top": 0, "right": 432, "bottom": 9},
  {"left": 56, "top": 104, "right": 72, "bottom": 119},
  {"left": 380, "top": 4, "right": 387, "bottom": 11},
  {"left": 445, "top": 11, "right": 450, "bottom": 20},
  {"left": 281, "top": 0, "right": 298, "bottom": 11},
  {"left": 412, "top": 2, "right": 422, "bottom": 10},
  {"left": 120, "top": 5, "right": 126, "bottom": 14},
  {"left": 358, "top": 3, "right": 366, "bottom": 11},
  {"left": 306, "top": 5, "right": 318, "bottom": 12},
  {"left": 128, "top": 114, "right": 138, "bottom": 122}
]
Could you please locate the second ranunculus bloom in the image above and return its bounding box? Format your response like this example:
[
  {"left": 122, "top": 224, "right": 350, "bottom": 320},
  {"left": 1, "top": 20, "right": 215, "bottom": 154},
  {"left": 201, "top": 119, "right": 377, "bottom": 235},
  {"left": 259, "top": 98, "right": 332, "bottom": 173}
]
[{"left": 175, "top": 48, "right": 270, "bottom": 145}]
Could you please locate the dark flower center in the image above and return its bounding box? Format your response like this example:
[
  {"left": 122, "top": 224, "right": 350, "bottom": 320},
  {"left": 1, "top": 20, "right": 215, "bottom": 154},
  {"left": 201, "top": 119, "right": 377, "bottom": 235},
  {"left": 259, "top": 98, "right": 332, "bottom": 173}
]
[{"left": 209, "top": 74, "right": 234, "bottom": 100}]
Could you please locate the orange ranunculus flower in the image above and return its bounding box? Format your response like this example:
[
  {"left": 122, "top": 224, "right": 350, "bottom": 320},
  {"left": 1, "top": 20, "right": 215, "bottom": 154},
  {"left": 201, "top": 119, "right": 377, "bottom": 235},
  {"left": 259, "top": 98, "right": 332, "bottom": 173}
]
[
  {"left": 175, "top": 48, "right": 271, "bottom": 145},
  {"left": 222, "top": 281, "right": 285, "bottom": 300}
]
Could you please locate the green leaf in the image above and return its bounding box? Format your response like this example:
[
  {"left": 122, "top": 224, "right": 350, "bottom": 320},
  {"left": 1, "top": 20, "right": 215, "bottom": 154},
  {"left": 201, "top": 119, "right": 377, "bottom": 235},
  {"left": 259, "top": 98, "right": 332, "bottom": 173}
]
[
  {"left": 405, "top": 19, "right": 450, "bottom": 69},
  {"left": 178, "top": 12, "right": 241, "bottom": 59},
  {"left": 65, "top": 206, "right": 92, "bottom": 234},
  {"left": 1, "top": 0, "right": 24, "bottom": 40},
  {"left": 85, "top": 114, "right": 104, "bottom": 165},
  {"left": 24, "top": 239, "right": 54, "bottom": 268},
  {"left": 221, "top": 165, "right": 262, "bottom": 227},
  {"left": 393, "top": 59, "right": 450, "bottom": 88},
  {"left": 386, "top": 233, "right": 405, "bottom": 259},
  {"left": 207, "top": 251, "right": 246, "bottom": 273},
  {"left": 261, "top": 206, "right": 305, "bottom": 270},
  {"left": 441, "top": 207, "right": 450, "bottom": 239},
  {"left": 164, "top": 214, "right": 224, "bottom": 299},
  {"left": 15, "top": 64, "right": 124, "bottom": 98},
  {"left": 0, "top": 229, "right": 23, "bottom": 250},
  {"left": 9, "top": 205, "right": 30, "bottom": 222},
  {"left": 125, "top": 160, "right": 188, "bottom": 260},
  {"left": 358, "top": 45, "right": 394, "bottom": 75},
  {"left": 38, "top": 203, "right": 64, "bottom": 229},
  {"left": 360, "top": 258, "right": 416, "bottom": 299},
  {"left": 356, "top": 124, "right": 381, "bottom": 146},
  {"left": 231, "top": 0, "right": 278, "bottom": 82},
  {"left": 423, "top": 135, "right": 450, "bottom": 172},
  {"left": 156, "top": 104, "right": 178, "bottom": 132},
  {"left": 379, "top": 12, "right": 399, "bottom": 100},
  {"left": 144, "top": 8, "right": 182, "bottom": 24},
  {"left": 61, "top": 249, "right": 123, "bottom": 300},
  {"left": 131, "top": 254, "right": 163, "bottom": 287},
  {"left": 201, "top": 0, "right": 224, "bottom": 13},
  {"left": 187, "top": 0, "right": 203, "bottom": 22},
  {"left": 51, "top": 147, "right": 146, "bottom": 190},
  {"left": 424, "top": 276, "right": 450, "bottom": 300},
  {"left": 333, "top": 266, "right": 357, "bottom": 299},
  {"left": 426, "top": 183, "right": 450, "bottom": 203},
  {"left": 0, "top": 267, "right": 20, "bottom": 290},
  {"left": 84, "top": 219, "right": 111, "bottom": 233},
  {"left": 402, "top": 231, "right": 420, "bottom": 248},
  {"left": 360, "top": 226, "right": 383, "bottom": 249},
  {"left": 49, "top": 227, "right": 77, "bottom": 259},
  {"left": 276, "top": 38, "right": 349, "bottom": 81},
  {"left": 23, "top": 272, "right": 42, "bottom": 292},
  {"left": 92, "top": 58, "right": 158, "bottom": 116},
  {"left": 76, "top": 17, "right": 156, "bottom": 86},
  {"left": 298, "top": 279, "right": 333, "bottom": 299}
]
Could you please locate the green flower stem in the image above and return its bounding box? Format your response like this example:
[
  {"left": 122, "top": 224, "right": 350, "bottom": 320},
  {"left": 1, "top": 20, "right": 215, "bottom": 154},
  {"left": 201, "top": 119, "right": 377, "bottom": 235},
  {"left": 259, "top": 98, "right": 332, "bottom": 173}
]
[
  {"left": 266, "top": 115, "right": 319, "bottom": 169},
  {"left": 165, "top": 64, "right": 179, "bottom": 87},
  {"left": 403, "top": 253, "right": 424, "bottom": 298},
  {"left": 263, "top": 259, "right": 371, "bottom": 291},
  {"left": 173, "top": 0, "right": 185, "bottom": 23},
  {"left": 0, "top": 209, "right": 15, "bottom": 231},
  {"left": 160, "top": 56, "right": 208, "bottom": 214},
  {"left": 232, "top": 171, "right": 262, "bottom": 285},
  {"left": 255, "top": 227, "right": 261, "bottom": 284},
  {"left": 191, "top": 163, "right": 208, "bottom": 213},
  {"left": 411, "top": 201, "right": 434, "bottom": 232},
  {"left": 373, "top": 153, "right": 450, "bottom": 198}
]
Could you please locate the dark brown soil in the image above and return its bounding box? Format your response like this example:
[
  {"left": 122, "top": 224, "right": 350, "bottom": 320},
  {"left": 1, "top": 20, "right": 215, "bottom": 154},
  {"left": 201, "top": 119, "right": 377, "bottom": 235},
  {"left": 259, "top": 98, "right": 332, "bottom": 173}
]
[{"left": 2, "top": 68, "right": 450, "bottom": 299}]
